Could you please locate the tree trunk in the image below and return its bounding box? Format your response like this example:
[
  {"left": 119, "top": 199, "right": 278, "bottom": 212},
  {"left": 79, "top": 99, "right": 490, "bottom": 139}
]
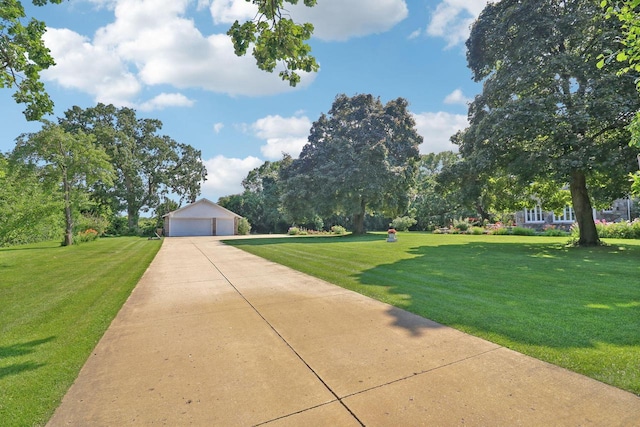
[
  {"left": 570, "top": 170, "right": 600, "bottom": 246},
  {"left": 127, "top": 205, "right": 139, "bottom": 234},
  {"left": 62, "top": 173, "right": 73, "bottom": 246},
  {"left": 352, "top": 199, "right": 366, "bottom": 235}
]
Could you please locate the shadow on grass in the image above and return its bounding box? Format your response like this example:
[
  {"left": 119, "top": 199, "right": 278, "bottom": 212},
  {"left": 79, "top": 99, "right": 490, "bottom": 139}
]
[
  {"left": 0, "top": 337, "right": 55, "bottom": 379},
  {"left": 358, "top": 241, "right": 640, "bottom": 350},
  {"left": 229, "top": 235, "right": 640, "bottom": 349}
]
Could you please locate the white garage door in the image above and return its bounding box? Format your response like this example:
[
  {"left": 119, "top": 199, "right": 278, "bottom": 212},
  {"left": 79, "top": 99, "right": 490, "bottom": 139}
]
[
  {"left": 216, "top": 219, "right": 235, "bottom": 236},
  {"left": 170, "top": 219, "right": 212, "bottom": 237}
]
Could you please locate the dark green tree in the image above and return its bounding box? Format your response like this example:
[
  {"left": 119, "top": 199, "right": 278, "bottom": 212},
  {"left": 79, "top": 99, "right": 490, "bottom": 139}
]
[
  {"left": 461, "top": 0, "right": 640, "bottom": 246},
  {"left": 411, "top": 151, "right": 471, "bottom": 229},
  {"left": 59, "top": 104, "right": 207, "bottom": 232},
  {"left": 218, "top": 157, "right": 291, "bottom": 233},
  {"left": 227, "top": 0, "right": 318, "bottom": 86},
  {"left": 281, "top": 94, "right": 422, "bottom": 234},
  {"left": 11, "top": 122, "right": 114, "bottom": 246}
]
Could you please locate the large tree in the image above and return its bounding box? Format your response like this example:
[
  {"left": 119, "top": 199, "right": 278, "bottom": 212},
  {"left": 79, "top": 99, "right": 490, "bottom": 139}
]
[
  {"left": 461, "top": 0, "right": 640, "bottom": 246},
  {"left": 11, "top": 122, "right": 114, "bottom": 246},
  {"left": 281, "top": 94, "right": 422, "bottom": 234},
  {"left": 59, "top": 104, "right": 207, "bottom": 231}
]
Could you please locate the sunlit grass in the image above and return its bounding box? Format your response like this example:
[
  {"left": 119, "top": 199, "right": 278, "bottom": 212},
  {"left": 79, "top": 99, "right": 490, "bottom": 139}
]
[
  {"left": 0, "top": 237, "right": 162, "bottom": 426},
  {"left": 227, "top": 233, "right": 640, "bottom": 395}
]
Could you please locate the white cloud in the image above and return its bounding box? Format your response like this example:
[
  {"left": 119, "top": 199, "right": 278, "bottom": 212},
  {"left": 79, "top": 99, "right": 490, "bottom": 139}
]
[
  {"left": 42, "top": 28, "right": 141, "bottom": 106},
  {"left": 210, "top": 0, "right": 408, "bottom": 41},
  {"left": 408, "top": 28, "right": 422, "bottom": 40},
  {"left": 202, "top": 155, "right": 263, "bottom": 200},
  {"left": 138, "top": 93, "right": 195, "bottom": 111},
  {"left": 41, "top": 0, "right": 315, "bottom": 107},
  {"left": 290, "top": 0, "right": 408, "bottom": 41},
  {"left": 413, "top": 111, "right": 468, "bottom": 154},
  {"left": 251, "top": 115, "right": 312, "bottom": 159},
  {"left": 209, "top": 0, "right": 257, "bottom": 24},
  {"left": 213, "top": 122, "right": 224, "bottom": 133},
  {"left": 427, "top": 0, "right": 490, "bottom": 48},
  {"left": 443, "top": 88, "right": 472, "bottom": 106}
]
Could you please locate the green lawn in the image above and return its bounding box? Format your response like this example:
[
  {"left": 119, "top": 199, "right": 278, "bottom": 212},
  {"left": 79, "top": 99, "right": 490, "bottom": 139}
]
[
  {"left": 227, "top": 233, "right": 640, "bottom": 395},
  {"left": 0, "top": 237, "right": 162, "bottom": 427}
]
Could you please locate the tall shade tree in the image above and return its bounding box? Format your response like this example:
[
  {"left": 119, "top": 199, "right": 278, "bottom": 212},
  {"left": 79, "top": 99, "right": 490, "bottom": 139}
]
[
  {"left": 599, "top": 0, "right": 640, "bottom": 194},
  {"left": 11, "top": 122, "right": 114, "bottom": 246},
  {"left": 281, "top": 94, "right": 422, "bottom": 234},
  {"left": 1, "top": 0, "right": 62, "bottom": 120},
  {"left": 461, "top": 0, "right": 640, "bottom": 246},
  {"left": 227, "top": 0, "right": 318, "bottom": 86},
  {"left": 59, "top": 104, "right": 207, "bottom": 231}
]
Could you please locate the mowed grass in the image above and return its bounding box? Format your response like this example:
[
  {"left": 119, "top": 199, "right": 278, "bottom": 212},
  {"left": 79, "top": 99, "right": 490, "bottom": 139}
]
[
  {"left": 227, "top": 233, "right": 640, "bottom": 395},
  {"left": 0, "top": 237, "right": 162, "bottom": 427}
]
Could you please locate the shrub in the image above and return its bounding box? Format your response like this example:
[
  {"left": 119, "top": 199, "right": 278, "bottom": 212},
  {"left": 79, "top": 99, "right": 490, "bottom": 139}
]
[
  {"left": 595, "top": 219, "right": 640, "bottom": 239},
  {"left": 74, "top": 213, "right": 109, "bottom": 236},
  {"left": 542, "top": 224, "right": 568, "bottom": 237},
  {"left": 511, "top": 226, "right": 536, "bottom": 236},
  {"left": 237, "top": 218, "right": 251, "bottom": 235},
  {"left": 288, "top": 227, "right": 301, "bottom": 235},
  {"left": 470, "top": 226, "right": 485, "bottom": 235},
  {"left": 331, "top": 225, "right": 347, "bottom": 235},
  {"left": 489, "top": 226, "right": 510, "bottom": 235},
  {"left": 453, "top": 217, "right": 471, "bottom": 232},
  {"left": 73, "top": 228, "right": 99, "bottom": 244},
  {"left": 391, "top": 216, "right": 417, "bottom": 231}
]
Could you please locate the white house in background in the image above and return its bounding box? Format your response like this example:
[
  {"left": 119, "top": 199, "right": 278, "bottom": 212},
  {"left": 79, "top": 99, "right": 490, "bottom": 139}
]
[
  {"left": 162, "top": 198, "right": 242, "bottom": 237},
  {"left": 515, "top": 198, "right": 634, "bottom": 230}
]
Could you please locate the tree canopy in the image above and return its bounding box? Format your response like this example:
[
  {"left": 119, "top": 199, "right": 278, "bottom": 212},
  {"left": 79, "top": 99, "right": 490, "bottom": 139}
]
[
  {"left": 11, "top": 121, "right": 115, "bottom": 245},
  {"left": 459, "top": 0, "right": 640, "bottom": 246},
  {"left": 280, "top": 94, "right": 422, "bottom": 234},
  {"left": 59, "top": 104, "right": 207, "bottom": 231},
  {"left": 227, "top": 0, "right": 318, "bottom": 86}
]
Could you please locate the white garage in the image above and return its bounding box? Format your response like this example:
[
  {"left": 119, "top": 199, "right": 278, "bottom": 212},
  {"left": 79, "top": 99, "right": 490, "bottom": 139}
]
[{"left": 162, "top": 198, "right": 242, "bottom": 237}]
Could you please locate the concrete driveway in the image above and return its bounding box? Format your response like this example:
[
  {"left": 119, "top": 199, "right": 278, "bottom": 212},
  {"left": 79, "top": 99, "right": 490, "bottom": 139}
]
[{"left": 48, "top": 236, "right": 640, "bottom": 426}]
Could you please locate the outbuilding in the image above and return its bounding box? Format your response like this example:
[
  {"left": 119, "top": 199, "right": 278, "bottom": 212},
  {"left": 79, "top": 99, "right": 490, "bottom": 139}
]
[{"left": 162, "top": 198, "right": 242, "bottom": 237}]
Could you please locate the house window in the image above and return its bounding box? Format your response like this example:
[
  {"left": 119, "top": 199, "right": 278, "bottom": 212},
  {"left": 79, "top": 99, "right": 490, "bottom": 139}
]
[
  {"left": 525, "top": 206, "right": 544, "bottom": 223},
  {"left": 554, "top": 206, "right": 575, "bottom": 223}
]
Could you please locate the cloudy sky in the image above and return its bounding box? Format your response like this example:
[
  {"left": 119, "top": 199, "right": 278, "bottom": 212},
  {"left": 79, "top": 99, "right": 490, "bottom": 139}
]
[{"left": 1, "top": 0, "right": 490, "bottom": 201}]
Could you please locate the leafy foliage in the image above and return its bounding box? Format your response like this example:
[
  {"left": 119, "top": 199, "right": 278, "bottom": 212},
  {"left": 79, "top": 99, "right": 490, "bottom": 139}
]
[
  {"left": 227, "top": 0, "right": 319, "bottom": 86},
  {"left": 459, "top": 0, "right": 640, "bottom": 246},
  {"left": 11, "top": 122, "right": 115, "bottom": 245},
  {"left": 281, "top": 94, "right": 422, "bottom": 234},
  {"left": 0, "top": 0, "right": 62, "bottom": 120},
  {"left": 59, "top": 104, "right": 207, "bottom": 232},
  {"left": 390, "top": 216, "right": 416, "bottom": 231},
  {"left": 237, "top": 217, "right": 252, "bottom": 235},
  {"left": 0, "top": 154, "right": 62, "bottom": 246}
]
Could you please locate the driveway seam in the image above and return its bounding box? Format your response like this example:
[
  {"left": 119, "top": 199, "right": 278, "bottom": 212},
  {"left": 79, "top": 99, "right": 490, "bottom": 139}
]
[{"left": 195, "top": 243, "right": 366, "bottom": 427}]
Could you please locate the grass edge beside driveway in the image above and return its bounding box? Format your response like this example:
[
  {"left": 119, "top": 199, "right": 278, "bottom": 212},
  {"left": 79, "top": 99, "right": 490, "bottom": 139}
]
[
  {"left": 0, "top": 237, "right": 162, "bottom": 427},
  {"left": 226, "top": 232, "right": 640, "bottom": 396}
]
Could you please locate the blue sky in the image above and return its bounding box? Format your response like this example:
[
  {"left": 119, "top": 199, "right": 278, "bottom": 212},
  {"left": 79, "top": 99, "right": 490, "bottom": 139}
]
[{"left": 1, "top": 0, "right": 489, "bottom": 201}]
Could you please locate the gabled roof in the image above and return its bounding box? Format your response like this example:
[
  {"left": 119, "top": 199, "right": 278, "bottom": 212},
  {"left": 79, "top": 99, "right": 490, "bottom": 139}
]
[{"left": 162, "top": 198, "right": 242, "bottom": 218}]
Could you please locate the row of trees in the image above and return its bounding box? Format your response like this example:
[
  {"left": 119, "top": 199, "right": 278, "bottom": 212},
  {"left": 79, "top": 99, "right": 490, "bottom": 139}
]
[
  {"left": 1, "top": 104, "right": 206, "bottom": 246},
  {"left": 221, "top": 0, "right": 640, "bottom": 247}
]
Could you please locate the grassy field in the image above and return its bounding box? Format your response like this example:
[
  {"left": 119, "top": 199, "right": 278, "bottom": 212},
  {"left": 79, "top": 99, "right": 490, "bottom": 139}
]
[
  {"left": 0, "top": 237, "right": 162, "bottom": 427},
  {"left": 227, "top": 233, "right": 640, "bottom": 395}
]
